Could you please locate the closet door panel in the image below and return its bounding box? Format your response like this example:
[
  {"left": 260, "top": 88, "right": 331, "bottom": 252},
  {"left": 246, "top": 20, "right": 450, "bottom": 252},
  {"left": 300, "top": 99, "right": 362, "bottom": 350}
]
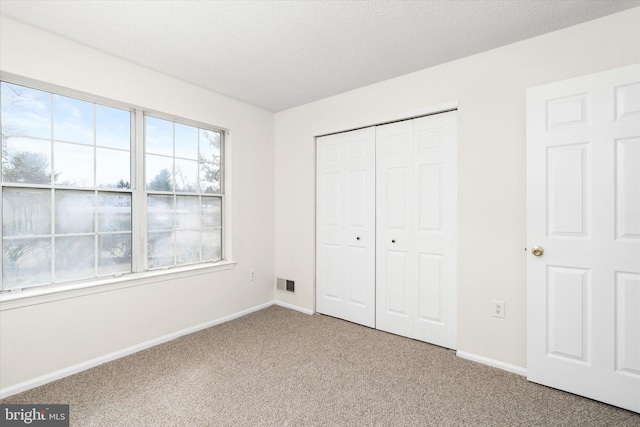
[
  {"left": 385, "top": 250, "right": 409, "bottom": 315},
  {"left": 376, "top": 120, "right": 415, "bottom": 337},
  {"left": 344, "top": 132, "right": 376, "bottom": 325},
  {"left": 413, "top": 112, "right": 457, "bottom": 349},
  {"left": 323, "top": 244, "right": 342, "bottom": 300},
  {"left": 316, "top": 127, "right": 376, "bottom": 328},
  {"left": 347, "top": 245, "right": 367, "bottom": 306},
  {"left": 317, "top": 142, "right": 344, "bottom": 310},
  {"left": 417, "top": 163, "right": 442, "bottom": 232},
  {"left": 418, "top": 253, "right": 443, "bottom": 323},
  {"left": 376, "top": 112, "right": 457, "bottom": 349}
]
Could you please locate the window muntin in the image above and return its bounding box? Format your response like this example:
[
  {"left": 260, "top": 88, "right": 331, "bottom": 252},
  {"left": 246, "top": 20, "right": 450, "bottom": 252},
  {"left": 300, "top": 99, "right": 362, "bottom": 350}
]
[
  {"left": 2, "top": 187, "right": 133, "bottom": 290},
  {"left": 1, "top": 81, "right": 132, "bottom": 290},
  {"left": 1, "top": 83, "right": 132, "bottom": 189},
  {"left": 145, "top": 115, "right": 223, "bottom": 269},
  {"left": 146, "top": 194, "right": 222, "bottom": 268},
  {"left": 144, "top": 115, "right": 222, "bottom": 193},
  {"left": 1, "top": 80, "right": 226, "bottom": 292}
]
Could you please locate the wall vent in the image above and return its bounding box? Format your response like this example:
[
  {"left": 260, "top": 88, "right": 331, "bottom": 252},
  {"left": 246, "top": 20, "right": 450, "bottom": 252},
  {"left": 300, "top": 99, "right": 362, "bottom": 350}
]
[{"left": 276, "top": 278, "right": 295, "bottom": 293}]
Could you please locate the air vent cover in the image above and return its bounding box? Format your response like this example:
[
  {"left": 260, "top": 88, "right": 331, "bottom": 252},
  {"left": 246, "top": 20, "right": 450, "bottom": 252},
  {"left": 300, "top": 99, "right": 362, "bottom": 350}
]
[{"left": 276, "top": 278, "right": 295, "bottom": 293}]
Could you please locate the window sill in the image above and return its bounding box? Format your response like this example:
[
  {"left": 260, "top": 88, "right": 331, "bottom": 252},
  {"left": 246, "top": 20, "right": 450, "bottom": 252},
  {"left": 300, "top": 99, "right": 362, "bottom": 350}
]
[{"left": 0, "top": 260, "right": 237, "bottom": 311}]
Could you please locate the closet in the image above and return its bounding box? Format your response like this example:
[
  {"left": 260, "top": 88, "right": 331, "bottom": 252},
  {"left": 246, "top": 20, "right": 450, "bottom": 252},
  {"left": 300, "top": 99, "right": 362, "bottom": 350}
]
[{"left": 316, "top": 110, "right": 457, "bottom": 349}]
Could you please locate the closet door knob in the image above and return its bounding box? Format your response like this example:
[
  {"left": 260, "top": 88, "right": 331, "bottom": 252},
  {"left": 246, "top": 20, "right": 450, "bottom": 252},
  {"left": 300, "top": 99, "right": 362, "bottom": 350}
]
[
  {"left": 356, "top": 237, "right": 361, "bottom": 240},
  {"left": 391, "top": 239, "right": 396, "bottom": 243}
]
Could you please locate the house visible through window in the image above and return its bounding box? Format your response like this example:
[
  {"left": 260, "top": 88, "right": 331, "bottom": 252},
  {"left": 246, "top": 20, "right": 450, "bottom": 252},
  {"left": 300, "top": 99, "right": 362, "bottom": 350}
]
[{"left": 0, "top": 79, "right": 225, "bottom": 292}]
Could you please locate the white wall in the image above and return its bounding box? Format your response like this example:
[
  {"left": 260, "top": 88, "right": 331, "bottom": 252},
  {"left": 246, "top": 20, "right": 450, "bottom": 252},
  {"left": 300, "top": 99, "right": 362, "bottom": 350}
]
[
  {"left": 0, "top": 17, "right": 275, "bottom": 390},
  {"left": 274, "top": 8, "right": 640, "bottom": 368},
  {"left": 2, "top": 7, "right": 639, "bottom": 392}
]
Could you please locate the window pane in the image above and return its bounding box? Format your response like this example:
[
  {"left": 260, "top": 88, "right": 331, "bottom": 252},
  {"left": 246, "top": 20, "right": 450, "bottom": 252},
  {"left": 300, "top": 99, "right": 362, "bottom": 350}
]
[
  {"left": 96, "top": 105, "right": 130, "bottom": 150},
  {"left": 176, "top": 230, "right": 199, "bottom": 265},
  {"left": 2, "top": 137, "right": 52, "bottom": 184},
  {"left": 96, "top": 148, "right": 130, "bottom": 189},
  {"left": 200, "top": 129, "right": 220, "bottom": 161},
  {"left": 146, "top": 154, "right": 173, "bottom": 191},
  {"left": 3, "top": 188, "right": 51, "bottom": 236},
  {"left": 174, "top": 158, "right": 198, "bottom": 193},
  {"left": 98, "top": 233, "right": 131, "bottom": 275},
  {"left": 202, "top": 229, "right": 221, "bottom": 262},
  {"left": 53, "top": 95, "right": 93, "bottom": 144},
  {"left": 201, "top": 197, "right": 221, "bottom": 228},
  {"left": 176, "top": 196, "right": 199, "bottom": 229},
  {"left": 199, "top": 162, "right": 220, "bottom": 193},
  {"left": 55, "top": 235, "right": 95, "bottom": 281},
  {"left": 98, "top": 192, "right": 131, "bottom": 232},
  {"left": 3, "top": 237, "right": 52, "bottom": 289},
  {"left": 147, "top": 231, "right": 174, "bottom": 269},
  {"left": 1, "top": 82, "right": 51, "bottom": 140},
  {"left": 175, "top": 123, "right": 198, "bottom": 159},
  {"left": 54, "top": 141, "right": 94, "bottom": 187},
  {"left": 199, "top": 129, "right": 221, "bottom": 193},
  {"left": 55, "top": 190, "right": 95, "bottom": 234},
  {"left": 147, "top": 195, "right": 173, "bottom": 230},
  {"left": 145, "top": 116, "right": 173, "bottom": 156}
]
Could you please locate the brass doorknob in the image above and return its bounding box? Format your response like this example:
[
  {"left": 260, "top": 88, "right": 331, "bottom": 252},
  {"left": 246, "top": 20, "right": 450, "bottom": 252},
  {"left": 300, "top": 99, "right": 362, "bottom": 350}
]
[{"left": 531, "top": 246, "right": 544, "bottom": 256}]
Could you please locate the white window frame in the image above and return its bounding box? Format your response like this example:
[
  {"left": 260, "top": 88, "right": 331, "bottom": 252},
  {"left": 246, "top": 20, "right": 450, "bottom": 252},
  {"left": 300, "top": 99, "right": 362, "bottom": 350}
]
[
  {"left": 141, "top": 111, "right": 226, "bottom": 270},
  {"left": 0, "top": 73, "right": 235, "bottom": 310}
]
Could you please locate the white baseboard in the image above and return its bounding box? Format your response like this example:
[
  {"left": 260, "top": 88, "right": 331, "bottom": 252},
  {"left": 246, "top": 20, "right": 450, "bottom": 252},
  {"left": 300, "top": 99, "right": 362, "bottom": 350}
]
[
  {"left": 275, "top": 300, "right": 314, "bottom": 315},
  {"left": 456, "top": 350, "right": 527, "bottom": 376},
  {"left": 0, "top": 301, "right": 274, "bottom": 400}
]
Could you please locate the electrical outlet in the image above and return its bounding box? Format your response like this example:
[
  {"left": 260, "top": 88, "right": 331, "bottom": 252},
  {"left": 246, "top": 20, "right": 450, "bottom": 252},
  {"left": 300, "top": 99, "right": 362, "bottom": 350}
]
[
  {"left": 249, "top": 269, "right": 256, "bottom": 281},
  {"left": 492, "top": 300, "right": 505, "bottom": 318}
]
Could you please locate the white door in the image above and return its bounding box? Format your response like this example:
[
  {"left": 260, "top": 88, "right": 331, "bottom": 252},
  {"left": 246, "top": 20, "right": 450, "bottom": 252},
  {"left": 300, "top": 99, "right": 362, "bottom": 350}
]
[
  {"left": 527, "top": 63, "right": 640, "bottom": 412},
  {"left": 316, "top": 127, "right": 376, "bottom": 328},
  {"left": 375, "top": 119, "right": 414, "bottom": 337},
  {"left": 376, "top": 112, "right": 458, "bottom": 349}
]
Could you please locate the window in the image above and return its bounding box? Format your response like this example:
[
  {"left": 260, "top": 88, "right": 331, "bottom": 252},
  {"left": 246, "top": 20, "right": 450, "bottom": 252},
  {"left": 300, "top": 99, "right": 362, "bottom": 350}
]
[
  {"left": 0, "top": 79, "right": 225, "bottom": 293},
  {"left": 145, "top": 115, "right": 223, "bottom": 269}
]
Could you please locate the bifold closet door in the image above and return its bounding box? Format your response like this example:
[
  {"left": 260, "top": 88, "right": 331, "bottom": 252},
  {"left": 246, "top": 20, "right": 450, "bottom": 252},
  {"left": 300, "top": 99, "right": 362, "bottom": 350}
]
[
  {"left": 316, "top": 127, "right": 376, "bottom": 328},
  {"left": 376, "top": 111, "right": 458, "bottom": 349}
]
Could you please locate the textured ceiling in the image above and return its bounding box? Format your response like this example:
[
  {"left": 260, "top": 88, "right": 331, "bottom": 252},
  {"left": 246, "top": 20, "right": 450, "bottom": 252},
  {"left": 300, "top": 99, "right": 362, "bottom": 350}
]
[{"left": 1, "top": 1, "right": 639, "bottom": 112}]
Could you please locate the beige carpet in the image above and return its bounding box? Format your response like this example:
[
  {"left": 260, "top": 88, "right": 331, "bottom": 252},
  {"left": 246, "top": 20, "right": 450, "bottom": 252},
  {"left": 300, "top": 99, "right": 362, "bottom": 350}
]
[{"left": 2, "top": 305, "right": 639, "bottom": 426}]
